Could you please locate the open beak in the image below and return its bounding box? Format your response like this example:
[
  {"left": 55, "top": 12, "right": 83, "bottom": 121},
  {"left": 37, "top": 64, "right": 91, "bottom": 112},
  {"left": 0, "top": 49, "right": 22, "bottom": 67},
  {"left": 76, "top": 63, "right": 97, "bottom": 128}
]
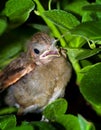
[{"left": 40, "top": 43, "right": 60, "bottom": 60}]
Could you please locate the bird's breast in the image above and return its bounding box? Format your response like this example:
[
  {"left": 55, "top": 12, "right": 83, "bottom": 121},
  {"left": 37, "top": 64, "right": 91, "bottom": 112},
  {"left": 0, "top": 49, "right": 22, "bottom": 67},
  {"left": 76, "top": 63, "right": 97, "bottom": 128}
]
[{"left": 5, "top": 56, "right": 72, "bottom": 113}]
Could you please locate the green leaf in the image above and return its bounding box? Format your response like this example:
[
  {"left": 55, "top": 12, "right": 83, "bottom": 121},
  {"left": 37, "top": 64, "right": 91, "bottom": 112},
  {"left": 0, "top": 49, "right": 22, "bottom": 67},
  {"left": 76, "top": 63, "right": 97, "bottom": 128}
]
[
  {"left": 55, "top": 114, "right": 81, "bottom": 130},
  {"left": 64, "top": 0, "right": 89, "bottom": 16},
  {"left": 2, "top": 0, "right": 35, "bottom": 27},
  {"left": 96, "top": 0, "right": 101, "bottom": 4},
  {"left": 8, "top": 12, "right": 30, "bottom": 28},
  {"left": 31, "top": 121, "right": 56, "bottom": 130},
  {"left": 71, "top": 21, "right": 101, "bottom": 40},
  {"left": 78, "top": 115, "right": 95, "bottom": 130},
  {"left": 31, "top": 24, "right": 50, "bottom": 32},
  {"left": 0, "top": 115, "right": 16, "bottom": 130},
  {"left": 83, "top": 4, "right": 101, "bottom": 12},
  {"left": 0, "top": 19, "right": 7, "bottom": 35},
  {"left": 80, "top": 60, "right": 92, "bottom": 68},
  {"left": 3, "top": 0, "right": 34, "bottom": 17},
  {"left": 0, "top": 26, "right": 35, "bottom": 69},
  {"left": 9, "top": 125, "right": 33, "bottom": 130},
  {"left": 82, "top": 12, "right": 94, "bottom": 22},
  {"left": 75, "top": 48, "right": 101, "bottom": 60},
  {"left": 67, "top": 48, "right": 81, "bottom": 83},
  {"left": 0, "top": 41, "right": 22, "bottom": 69},
  {"left": 43, "top": 98, "right": 68, "bottom": 120},
  {"left": 0, "top": 107, "right": 18, "bottom": 115},
  {"left": 43, "top": 9, "right": 80, "bottom": 30},
  {"left": 80, "top": 62, "right": 101, "bottom": 106},
  {"left": 64, "top": 33, "right": 85, "bottom": 48},
  {"left": 80, "top": 65, "right": 93, "bottom": 74},
  {"left": 78, "top": 65, "right": 93, "bottom": 82},
  {"left": 67, "top": 48, "right": 85, "bottom": 60}
]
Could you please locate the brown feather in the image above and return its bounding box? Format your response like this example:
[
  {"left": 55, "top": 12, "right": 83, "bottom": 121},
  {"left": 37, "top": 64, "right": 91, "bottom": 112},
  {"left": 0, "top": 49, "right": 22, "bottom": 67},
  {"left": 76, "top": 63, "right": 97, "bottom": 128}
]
[{"left": 0, "top": 53, "right": 35, "bottom": 90}]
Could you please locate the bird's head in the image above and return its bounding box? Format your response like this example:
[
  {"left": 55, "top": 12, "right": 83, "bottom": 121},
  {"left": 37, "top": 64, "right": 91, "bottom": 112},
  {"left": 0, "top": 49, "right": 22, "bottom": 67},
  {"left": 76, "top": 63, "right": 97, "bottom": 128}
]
[{"left": 27, "top": 32, "right": 60, "bottom": 65}]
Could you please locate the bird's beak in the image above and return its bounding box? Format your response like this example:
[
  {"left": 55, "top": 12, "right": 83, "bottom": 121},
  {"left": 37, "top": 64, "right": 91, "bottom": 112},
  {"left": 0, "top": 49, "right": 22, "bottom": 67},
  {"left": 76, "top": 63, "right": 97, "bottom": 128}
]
[{"left": 40, "top": 41, "right": 60, "bottom": 60}]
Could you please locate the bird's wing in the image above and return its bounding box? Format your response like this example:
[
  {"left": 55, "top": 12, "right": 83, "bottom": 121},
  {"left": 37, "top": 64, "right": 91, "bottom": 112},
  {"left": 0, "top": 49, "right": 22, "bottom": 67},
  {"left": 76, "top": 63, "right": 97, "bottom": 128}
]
[{"left": 0, "top": 54, "right": 35, "bottom": 90}]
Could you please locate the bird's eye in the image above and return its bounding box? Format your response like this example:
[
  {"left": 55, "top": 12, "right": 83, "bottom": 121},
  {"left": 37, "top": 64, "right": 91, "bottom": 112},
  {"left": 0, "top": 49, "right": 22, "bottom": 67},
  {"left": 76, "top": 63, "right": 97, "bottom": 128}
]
[{"left": 33, "top": 48, "right": 40, "bottom": 54}]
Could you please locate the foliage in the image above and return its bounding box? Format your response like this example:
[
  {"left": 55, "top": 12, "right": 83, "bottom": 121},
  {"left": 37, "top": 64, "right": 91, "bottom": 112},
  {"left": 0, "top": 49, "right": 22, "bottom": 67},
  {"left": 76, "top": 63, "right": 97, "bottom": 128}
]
[
  {"left": 0, "top": 99, "right": 95, "bottom": 130},
  {"left": 0, "top": 0, "right": 101, "bottom": 129}
]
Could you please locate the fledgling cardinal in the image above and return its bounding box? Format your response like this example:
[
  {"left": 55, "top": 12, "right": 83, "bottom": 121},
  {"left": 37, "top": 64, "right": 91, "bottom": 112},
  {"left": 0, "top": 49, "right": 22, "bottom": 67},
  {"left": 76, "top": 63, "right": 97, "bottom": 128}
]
[{"left": 0, "top": 32, "right": 72, "bottom": 114}]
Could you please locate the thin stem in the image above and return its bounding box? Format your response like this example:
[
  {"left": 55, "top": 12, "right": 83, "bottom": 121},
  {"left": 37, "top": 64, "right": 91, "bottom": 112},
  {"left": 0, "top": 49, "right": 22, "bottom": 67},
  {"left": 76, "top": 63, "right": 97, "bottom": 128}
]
[{"left": 48, "top": 0, "right": 52, "bottom": 10}]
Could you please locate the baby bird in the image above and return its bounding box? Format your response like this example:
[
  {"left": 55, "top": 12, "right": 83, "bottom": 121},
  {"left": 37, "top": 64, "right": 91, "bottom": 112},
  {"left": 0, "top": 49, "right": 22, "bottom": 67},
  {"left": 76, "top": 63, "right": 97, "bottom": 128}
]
[{"left": 0, "top": 32, "right": 72, "bottom": 114}]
